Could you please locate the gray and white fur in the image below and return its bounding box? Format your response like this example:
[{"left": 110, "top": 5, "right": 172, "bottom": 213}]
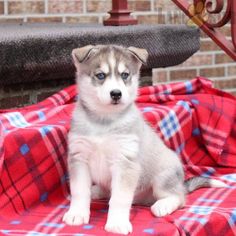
[{"left": 62, "top": 45, "right": 226, "bottom": 235}]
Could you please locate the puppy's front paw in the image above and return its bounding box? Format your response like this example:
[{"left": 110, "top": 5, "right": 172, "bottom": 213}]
[
  {"left": 105, "top": 219, "right": 132, "bottom": 235},
  {"left": 63, "top": 209, "right": 90, "bottom": 226}
]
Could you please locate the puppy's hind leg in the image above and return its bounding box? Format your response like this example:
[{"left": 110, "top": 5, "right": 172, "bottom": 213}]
[{"left": 151, "top": 168, "right": 185, "bottom": 217}]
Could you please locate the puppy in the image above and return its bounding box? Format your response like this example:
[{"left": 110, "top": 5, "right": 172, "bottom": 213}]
[{"left": 63, "top": 45, "right": 226, "bottom": 235}]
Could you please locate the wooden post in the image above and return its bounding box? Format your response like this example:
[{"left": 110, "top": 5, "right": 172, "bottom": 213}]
[{"left": 103, "top": 0, "right": 138, "bottom": 26}]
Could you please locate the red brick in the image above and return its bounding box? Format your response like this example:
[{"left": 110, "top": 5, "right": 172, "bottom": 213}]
[
  {"left": 27, "top": 17, "right": 63, "bottom": 23},
  {"left": 128, "top": 0, "right": 151, "bottom": 11},
  {"left": 170, "top": 69, "right": 197, "bottom": 81},
  {"left": 200, "top": 67, "right": 225, "bottom": 78},
  {"left": 137, "top": 14, "right": 165, "bottom": 24},
  {"left": 166, "top": 11, "right": 188, "bottom": 24},
  {"left": 87, "top": 0, "right": 111, "bottom": 13},
  {"left": 8, "top": 1, "right": 44, "bottom": 14},
  {"left": 0, "top": 1, "right": 4, "bottom": 14},
  {"left": 0, "top": 18, "right": 24, "bottom": 23},
  {"left": 48, "top": 1, "right": 82, "bottom": 14},
  {"left": 152, "top": 70, "right": 168, "bottom": 84},
  {"left": 154, "top": 0, "right": 178, "bottom": 11},
  {"left": 215, "top": 54, "right": 234, "bottom": 64},
  {"left": 214, "top": 78, "right": 236, "bottom": 90},
  {"left": 66, "top": 16, "right": 99, "bottom": 24},
  {"left": 219, "top": 25, "right": 231, "bottom": 37},
  {"left": 227, "top": 65, "right": 236, "bottom": 76},
  {"left": 200, "top": 40, "right": 221, "bottom": 52},
  {"left": 181, "top": 54, "right": 213, "bottom": 67}
]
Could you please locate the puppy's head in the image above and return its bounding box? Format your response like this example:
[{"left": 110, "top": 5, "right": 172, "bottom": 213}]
[{"left": 72, "top": 45, "right": 148, "bottom": 116}]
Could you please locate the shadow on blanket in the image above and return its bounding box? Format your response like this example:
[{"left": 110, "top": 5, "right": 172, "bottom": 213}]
[{"left": 0, "top": 77, "right": 236, "bottom": 235}]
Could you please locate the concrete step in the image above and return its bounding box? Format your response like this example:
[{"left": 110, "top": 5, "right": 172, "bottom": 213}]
[{"left": 0, "top": 23, "right": 199, "bottom": 86}]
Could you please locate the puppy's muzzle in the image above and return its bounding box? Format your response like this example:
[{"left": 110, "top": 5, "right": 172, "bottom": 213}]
[{"left": 110, "top": 89, "right": 122, "bottom": 104}]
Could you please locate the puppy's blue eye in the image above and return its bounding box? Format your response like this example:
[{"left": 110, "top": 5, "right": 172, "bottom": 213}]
[
  {"left": 121, "top": 72, "right": 129, "bottom": 80},
  {"left": 96, "top": 73, "right": 106, "bottom": 80}
]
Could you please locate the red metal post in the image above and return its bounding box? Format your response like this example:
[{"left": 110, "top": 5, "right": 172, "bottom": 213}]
[
  {"left": 231, "top": 0, "right": 236, "bottom": 49},
  {"left": 103, "top": 0, "right": 138, "bottom": 26}
]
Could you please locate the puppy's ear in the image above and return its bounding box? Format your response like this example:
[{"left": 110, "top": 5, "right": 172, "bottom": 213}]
[
  {"left": 72, "top": 45, "right": 97, "bottom": 65},
  {"left": 127, "top": 46, "right": 148, "bottom": 65}
]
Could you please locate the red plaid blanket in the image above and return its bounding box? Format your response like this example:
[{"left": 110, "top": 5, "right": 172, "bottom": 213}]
[{"left": 0, "top": 77, "right": 236, "bottom": 236}]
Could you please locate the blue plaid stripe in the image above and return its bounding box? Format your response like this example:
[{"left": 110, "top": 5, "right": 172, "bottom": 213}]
[
  {"left": 161, "top": 89, "right": 171, "bottom": 95},
  {"left": 143, "top": 228, "right": 155, "bottom": 234},
  {"left": 26, "top": 231, "right": 53, "bottom": 236},
  {"left": 20, "top": 144, "right": 30, "bottom": 155},
  {"left": 192, "top": 127, "right": 200, "bottom": 136},
  {"left": 175, "top": 143, "right": 185, "bottom": 155},
  {"left": 37, "top": 111, "right": 46, "bottom": 121},
  {"left": 201, "top": 168, "right": 216, "bottom": 177},
  {"left": 189, "top": 206, "right": 215, "bottom": 215},
  {"left": 39, "top": 222, "right": 64, "bottom": 228},
  {"left": 142, "top": 107, "right": 154, "bottom": 113},
  {"left": 197, "top": 198, "right": 222, "bottom": 204},
  {"left": 177, "top": 101, "right": 191, "bottom": 113},
  {"left": 39, "top": 126, "right": 54, "bottom": 137},
  {"left": 221, "top": 174, "right": 236, "bottom": 183},
  {"left": 179, "top": 216, "right": 207, "bottom": 225},
  {"left": 229, "top": 209, "right": 236, "bottom": 226},
  {"left": 185, "top": 81, "right": 193, "bottom": 94},
  {"left": 158, "top": 110, "right": 180, "bottom": 140},
  {"left": 10, "top": 220, "right": 21, "bottom": 225},
  {"left": 191, "top": 99, "right": 199, "bottom": 104}
]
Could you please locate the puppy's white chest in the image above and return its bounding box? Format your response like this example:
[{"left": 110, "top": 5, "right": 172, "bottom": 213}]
[
  {"left": 86, "top": 134, "right": 139, "bottom": 189},
  {"left": 88, "top": 141, "right": 112, "bottom": 189}
]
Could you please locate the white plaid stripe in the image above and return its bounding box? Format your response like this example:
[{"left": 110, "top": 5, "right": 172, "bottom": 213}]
[
  {"left": 158, "top": 110, "right": 180, "bottom": 140},
  {"left": 4, "top": 112, "right": 31, "bottom": 128},
  {"left": 40, "top": 125, "right": 68, "bottom": 198},
  {"left": 177, "top": 184, "right": 235, "bottom": 234},
  {"left": 48, "top": 90, "right": 71, "bottom": 106},
  {"left": 201, "top": 124, "right": 226, "bottom": 147},
  {"left": 28, "top": 199, "right": 68, "bottom": 235}
]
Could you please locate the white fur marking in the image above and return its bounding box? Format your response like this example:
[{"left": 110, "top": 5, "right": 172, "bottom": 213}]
[
  {"left": 105, "top": 210, "right": 132, "bottom": 235},
  {"left": 210, "top": 179, "right": 228, "bottom": 188},
  {"left": 151, "top": 196, "right": 181, "bottom": 217},
  {"left": 62, "top": 201, "right": 90, "bottom": 225},
  {"left": 118, "top": 62, "right": 126, "bottom": 74},
  {"left": 108, "top": 52, "right": 116, "bottom": 74},
  {"left": 100, "top": 63, "right": 109, "bottom": 74}
]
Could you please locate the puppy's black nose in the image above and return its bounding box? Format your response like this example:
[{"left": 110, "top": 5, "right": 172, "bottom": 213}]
[{"left": 110, "top": 89, "right": 122, "bottom": 101}]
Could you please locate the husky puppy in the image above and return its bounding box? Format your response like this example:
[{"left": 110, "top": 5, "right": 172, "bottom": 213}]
[{"left": 63, "top": 45, "right": 226, "bottom": 235}]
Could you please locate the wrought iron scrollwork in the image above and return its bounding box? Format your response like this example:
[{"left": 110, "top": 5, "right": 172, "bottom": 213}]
[
  {"left": 172, "top": 0, "right": 236, "bottom": 60},
  {"left": 193, "top": 0, "right": 231, "bottom": 28}
]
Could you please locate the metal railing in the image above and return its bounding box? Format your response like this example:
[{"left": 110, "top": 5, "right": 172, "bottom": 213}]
[
  {"left": 172, "top": 0, "right": 236, "bottom": 60},
  {"left": 103, "top": 0, "right": 236, "bottom": 61}
]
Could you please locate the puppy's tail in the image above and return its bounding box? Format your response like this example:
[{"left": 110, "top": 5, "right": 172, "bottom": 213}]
[{"left": 184, "top": 177, "right": 227, "bottom": 193}]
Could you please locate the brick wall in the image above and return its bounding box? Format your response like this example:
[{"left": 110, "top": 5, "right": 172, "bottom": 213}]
[{"left": 0, "top": 0, "right": 236, "bottom": 108}]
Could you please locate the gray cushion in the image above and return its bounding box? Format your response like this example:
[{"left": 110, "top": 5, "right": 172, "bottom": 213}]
[{"left": 0, "top": 23, "right": 200, "bottom": 85}]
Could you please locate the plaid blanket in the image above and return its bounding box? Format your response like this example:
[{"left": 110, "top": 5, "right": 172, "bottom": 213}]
[{"left": 0, "top": 77, "right": 236, "bottom": 236}]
